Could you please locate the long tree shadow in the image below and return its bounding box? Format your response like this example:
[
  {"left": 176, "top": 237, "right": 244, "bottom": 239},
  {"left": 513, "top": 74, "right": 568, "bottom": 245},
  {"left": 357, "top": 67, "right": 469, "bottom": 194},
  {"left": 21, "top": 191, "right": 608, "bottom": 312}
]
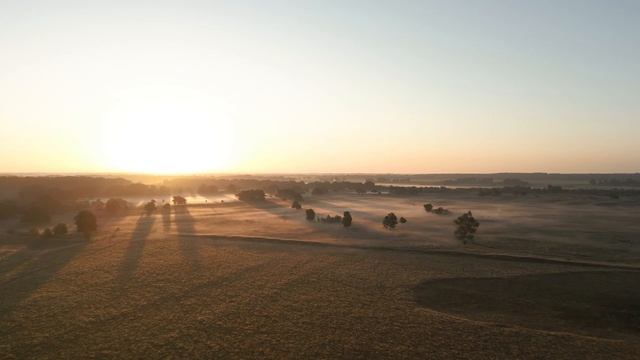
[
  {"left": 161, "top": 206, "right": 171, "bottom": 232},
  {"left": 174, "top": 206, "right": 200, "bottom": 271},
  {"left": 115, "top": 214, "right": 155, "bottom": 291},
  {"left": 0, "top": 238, "right": 87, "bottom": 320}
]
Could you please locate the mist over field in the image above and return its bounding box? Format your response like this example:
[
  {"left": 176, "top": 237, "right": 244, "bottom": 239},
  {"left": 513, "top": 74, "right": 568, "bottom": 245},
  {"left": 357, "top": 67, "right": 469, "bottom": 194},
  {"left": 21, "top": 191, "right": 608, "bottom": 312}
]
[{"left": 2, "top": 0, "right": 640, "bottom": 358}]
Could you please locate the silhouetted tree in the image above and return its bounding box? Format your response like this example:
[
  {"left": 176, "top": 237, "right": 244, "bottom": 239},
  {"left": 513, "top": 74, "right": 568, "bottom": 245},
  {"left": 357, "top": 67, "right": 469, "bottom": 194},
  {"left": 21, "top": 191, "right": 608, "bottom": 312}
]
[
  {"left": 105, "top": 198, "right": 128, "bottom": 215},
  {"left": 172, "top": 195, "right": 187, "bottom": 205},
  {"left": 291, "top": 200, "right": 302, "bottom": 209},
  {"left": 277, "top": 189, "right": 304, "bottom": 202},
  {"left": 53, "top": 223, "right": 68, "bottom": 236},
  {"left": 74, "top": 210, "right": 97, "bottom": 236},
  {"left": 399, "top": 217, "right": 407, "bottom": 224},
  {"left": 321, "top": 214, "right": 342, "bottom": 223},
  {"left": 454, "top": 211, "right": 480, "bottom": 244},
  {"left": 305, "top": 208, "right": 316, "bottom": 221},
  {"left": 423, "top": 203, "right": 433, "bottom": 212},
  {"left": 432, "top": 207, "right": 450, "bottom": 215},
  {"left": 41, "top": 228, "right": 53, "bottom": 238},
  {"left": 383, "top": 213, "right": 398, "bottom": 229},
  {"left": 236, "top": 189, "right": 266, "bottom": 202},
  {"left": 342, "top": 211, "right": 352, "bottom": 227},
  {"left": 162, "top": 203, "right": 171, "bottom": 211},
  {"left": 144, "top": 200, "right": 157, "bottom": 215}
]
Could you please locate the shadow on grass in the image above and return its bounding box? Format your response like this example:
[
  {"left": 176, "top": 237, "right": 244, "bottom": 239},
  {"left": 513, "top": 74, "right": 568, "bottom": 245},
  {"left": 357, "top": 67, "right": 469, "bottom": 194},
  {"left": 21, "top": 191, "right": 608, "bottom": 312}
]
[
  {"left": 175, "top": 206, "right": 200, "bottom": 271},
  {"left": 414, "top": 270, "right": 640, "bottom": 338},
  {"left": 0, "top": 238, "right": 88, "bottom": 319},
  {"left": 115, "top": 214, "right": 155, "bottom": 290}
]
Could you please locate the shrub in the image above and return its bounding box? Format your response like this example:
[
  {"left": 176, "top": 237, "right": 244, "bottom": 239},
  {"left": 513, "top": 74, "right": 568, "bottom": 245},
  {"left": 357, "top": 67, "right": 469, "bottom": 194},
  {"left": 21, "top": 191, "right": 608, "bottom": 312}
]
[
  {"left": 144, "top": 200, "right": 157, "bottom": 214},
  {"left": 236, "top": 189, "right": 266, "bottom": 202},
  {"left": 41, "top": 228, "right": 54, "bottom": 238},
  {"left": 342, "top": 211, "right": 352, "bottom": 227},
  {"left": 399, "top": 217, "right": 407, "bottom": 224},
  {"left": 423, "top": 203, "right": 433, "bottom": 212},
  {"left": 291, "top": 200, "right": 302, "bottom": 209},
  {"left": 162, "top": 203, "right": 171, "bottom": 211},
  {"left": 305, "top": 208, "right": 316, "bottom": 221},
  {"left": 74, "top": 210, "right": 97, "bottom": 236},
  {"left": 21, "top": 206, "right": 51, "bottom": 224},
  {"left": 432, "top": 207, "right": 450, "bottom": 215},
  {"left": 454, "top": 211, "right": 480, "bottom": 244},
  {"left": 105, "top": 198, "right": 128, "bottom": 215},
  {"left": 53, "top": 223, "right": 68, "bottom": 236},
  {"left": 383, "top": 213, "right": 398, "bottom": 229},
  {"left": 321, "top": 214, "right": 342, "bottom": 224}
]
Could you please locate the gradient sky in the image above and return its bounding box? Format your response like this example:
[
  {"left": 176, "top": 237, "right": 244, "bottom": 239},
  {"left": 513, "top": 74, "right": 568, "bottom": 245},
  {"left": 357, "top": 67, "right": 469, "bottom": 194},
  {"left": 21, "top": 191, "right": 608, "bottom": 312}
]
[{"left": 1, "top": 0, "right": 639, "bottom": 174}]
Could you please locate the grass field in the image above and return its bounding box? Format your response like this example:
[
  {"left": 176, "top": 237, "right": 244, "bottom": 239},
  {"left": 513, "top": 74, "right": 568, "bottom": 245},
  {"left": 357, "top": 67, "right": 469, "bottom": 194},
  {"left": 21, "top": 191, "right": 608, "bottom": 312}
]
[{"left": 1, "top": 193, "right": 639, "bottom": 358}]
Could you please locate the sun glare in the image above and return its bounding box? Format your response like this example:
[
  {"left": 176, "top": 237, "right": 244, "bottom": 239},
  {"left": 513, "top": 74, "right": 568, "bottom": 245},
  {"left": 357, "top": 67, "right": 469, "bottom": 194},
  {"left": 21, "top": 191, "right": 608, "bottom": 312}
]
[{"left": 101, "top": 89, "right": 235, "bottom": 174}]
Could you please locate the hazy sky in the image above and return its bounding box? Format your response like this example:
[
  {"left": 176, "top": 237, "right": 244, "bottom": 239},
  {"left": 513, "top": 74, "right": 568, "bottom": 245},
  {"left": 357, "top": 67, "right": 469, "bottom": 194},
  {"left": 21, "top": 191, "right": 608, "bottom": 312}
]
[{"left": 1, "top": 0, "right": 639, "bottom": 174}]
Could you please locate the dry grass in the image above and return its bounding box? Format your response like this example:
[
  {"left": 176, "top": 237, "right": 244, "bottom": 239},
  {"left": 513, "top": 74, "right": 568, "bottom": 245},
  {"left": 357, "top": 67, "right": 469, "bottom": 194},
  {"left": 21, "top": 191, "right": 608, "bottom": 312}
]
[{"left": 1, "top": 193, "right": 639, "bottom": 358}]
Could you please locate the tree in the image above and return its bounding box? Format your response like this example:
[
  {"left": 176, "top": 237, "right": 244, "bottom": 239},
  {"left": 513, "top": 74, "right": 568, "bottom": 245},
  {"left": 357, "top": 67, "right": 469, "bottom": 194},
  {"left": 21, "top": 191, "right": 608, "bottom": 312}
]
[
  {"left": 41, "top": 228, "right": 54, "bottom": 238},
  {"left": 383, "top": 212, "right": 398, "bottom": 229},
  {"left": 172, "top": 195, "right": 187, "bottom": 205},
  {"left": 342, "top": 211, "right": 352, "bottom": 227},
  {"left": 423, "top": 203, "right": 433, "bottom": 212},
  {"left": 236, "top": 189, "right": 266, "bottom": 202},
  {"left": 53, "top": 223, "right": 68, "bottom": 236},
  {"left": 144, "top": 200, "right": 157, "bottom": 215},
  {"left": 454, "top": 211, "right": 480, "bottom": 244},
  {"left": 432, "top": 207, "right": 450, "bottom": 215},
  {"left": 305, "top": 208, "right": 316, "bottom": 221},
  {"left": 399, "top": 217, "right": 407, "bottom": 224},
  {"left": 74, "top": 210, "right": 97, "bottom": 236},
  {"left": 291, "top": 200, "right": 302, "bottom": 209},
  {"left": 162, "top": 203, "right": 171, "bottom": 211},
  {"left": 105, "top": 198, "right": 128, "bottom": 215}
]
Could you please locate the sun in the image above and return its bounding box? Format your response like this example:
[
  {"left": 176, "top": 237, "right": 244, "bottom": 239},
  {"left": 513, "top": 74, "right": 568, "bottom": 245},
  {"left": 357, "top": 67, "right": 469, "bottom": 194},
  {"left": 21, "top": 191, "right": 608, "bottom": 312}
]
[{"left": 101, "top": 88, "right": 235, "bottom": 174}]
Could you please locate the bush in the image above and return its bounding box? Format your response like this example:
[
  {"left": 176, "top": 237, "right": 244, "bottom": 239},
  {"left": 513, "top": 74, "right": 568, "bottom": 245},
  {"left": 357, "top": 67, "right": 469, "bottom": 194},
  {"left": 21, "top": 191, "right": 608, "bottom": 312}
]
[
  {"left": 53, "top": 223, "right": 68, "bottom": 236},
  {"left": 432, "top": 207, "right": 450, "bottom": 215},
  {"left": 291, "top": 200, "right": 302, "bottom": 209},
  {"left": 172, "top": 195, "right": 187, "bottom": 205},
  {"left": 454, "top": 211, "right": 480, "bottom": 244},
  {"left": 305, "top": 208, "right": 316, "bottom": 221},
  {"left": 162, "top": 203, "right": 171, "bottom": 211},
  {"left": 74, "top": 210, "right": 97, "bottom": 236},
  {"left": 21, "top": 206, "right": 51, "bottom": 224},
  {"left": 144, "top": 200, "right": 157, "bottom": 214},
  {"left": 321, "top": 214, "right": 342, "bottom": 224},
  {"left": 41, "top": 228, "right": 54, "bottom": 238},
  {"left": 383, "top": 213, "right": 398, "bottom": 229},
  {"left": 399, "top": 217, "right": 407, "bottom": 224},
  {"left": 236, "top": 189, "right": 266, "bottom": 202},
  {"left": 423, "top": 203, "right": 433, "bottom": 212},
  {"left": 342, "top": 211, "right": 352, "bottom": 227},
  {"left": 105, "top": 198, "right": 128, "bottom": 215}
]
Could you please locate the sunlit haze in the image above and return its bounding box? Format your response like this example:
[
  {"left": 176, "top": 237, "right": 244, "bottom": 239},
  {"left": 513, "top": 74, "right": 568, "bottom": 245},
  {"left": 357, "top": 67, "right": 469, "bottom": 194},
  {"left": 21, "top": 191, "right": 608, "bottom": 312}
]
[{"left": 1, "top": 1, "right": 639, "bottom": 174}]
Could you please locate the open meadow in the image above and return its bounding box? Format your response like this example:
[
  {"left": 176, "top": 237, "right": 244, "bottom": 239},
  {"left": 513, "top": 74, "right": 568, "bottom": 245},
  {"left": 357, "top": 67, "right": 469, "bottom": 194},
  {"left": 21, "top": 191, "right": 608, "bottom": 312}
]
[{"left": 1, "top": 192, "right": 639, "bottom": 359}]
